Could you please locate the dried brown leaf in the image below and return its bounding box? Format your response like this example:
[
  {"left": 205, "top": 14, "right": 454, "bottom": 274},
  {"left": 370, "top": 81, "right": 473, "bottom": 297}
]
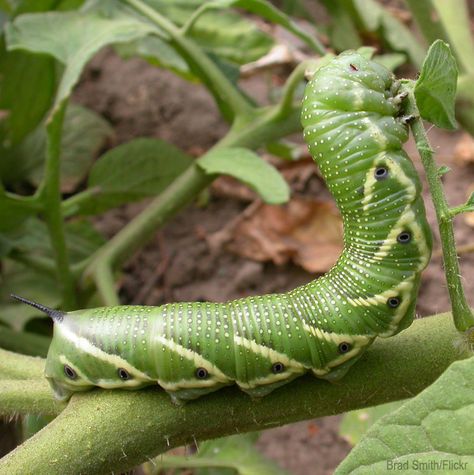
[
  {"left": 227, "top": 197, "right": 343, "bottom": 273},
  {"left": 454, "top": 133, "right": 474, "bottom": 166}
]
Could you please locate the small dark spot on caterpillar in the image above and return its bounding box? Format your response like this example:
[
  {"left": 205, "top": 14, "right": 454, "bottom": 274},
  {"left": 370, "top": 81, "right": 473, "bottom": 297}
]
[
  {"left": 64, "top": 365, "right": 77, "bottom": 380},
  {"left": 349, "top": 63, "right": 359, "bottom": 71},
  {"left": 387, "top": 297, "right": 401, "bottom": 308},
  {"left": 374, "top": 167, "right": 389, "bottom": 180},
  {"left": 397, "top": 231, "right": 411, "bottom": 244},
  {"left": 338, "top": 342, "right": 351, "bottom": 354},
  {"left": 357, "top": 186, "right": 364, "bottom": 195},
  {"left": 196, "top": 367, "right": 209, "bottom": 379},
  {"left": 118, "top": 368, "right": 131, "bottom": 380},
  {"left": 272, "top": 362, "right": 285, "bottom": 374}
]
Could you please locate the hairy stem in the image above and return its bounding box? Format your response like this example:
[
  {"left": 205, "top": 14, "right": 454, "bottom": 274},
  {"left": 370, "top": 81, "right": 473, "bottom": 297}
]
[
  {"left": 0, "top": 312, "right": 464, "bottom": 474},
  {"left": 38, "top": 104, "right": 76, "bottom": 309},
  {"left": 406, "top": 89, "right": 474, "bottom": 332}
]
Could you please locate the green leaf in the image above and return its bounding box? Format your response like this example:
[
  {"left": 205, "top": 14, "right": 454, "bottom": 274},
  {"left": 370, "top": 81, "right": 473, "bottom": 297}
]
[
  {"left": 145, "top": 0, "right": 274, "bottom": 64},
  {"left": 2, "top": 216, "right": 105, "bottom": 264},
  {"left": 197, "top": 148, "right": 289, "bottom": 204},
  {"left": 210, "top": 0, "right": 322, "bottom": 54},
  {"left": 0, "top": 104, "right": 113, "bottom": 189},
  {"left": 115, "top": 36, "right": 193, "bottom": 80},
  {"left": 31, "top": 104, "right": 114, "bottom": 192},
  {"left": 0, "top": 194, "right": 37, "bottom": 232},
  {"left": 335, "top": 357, "right": 474, "bottom": 474},
  {"left": 339, "top": 400, "right": 405, "bottom": 446},
  {"left": 0, "top": 40, "right": 56, "bottom": 144},
  {"left": 73, "top": 138, "right": 193, "bottom": 215},
  {"left": 195, "top": 433, "right": 289, "bottom": 475},
  {"left": 415, "top": 40, "right": 458, "bottom": 130},
  {"left": 5, "top": 9, "right": 157, "bottom": 116}
]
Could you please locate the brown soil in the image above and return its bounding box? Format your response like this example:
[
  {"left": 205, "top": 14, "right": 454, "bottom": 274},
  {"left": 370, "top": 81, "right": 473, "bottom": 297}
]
[{"left": 72, "top": 46, "right": 474, "bottom": 475}]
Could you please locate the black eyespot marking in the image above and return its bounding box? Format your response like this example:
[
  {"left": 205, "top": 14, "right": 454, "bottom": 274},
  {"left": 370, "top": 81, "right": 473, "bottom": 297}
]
[
  {"left": 374, "top": 167, "right": 389, "bottom": 180},
  {"left": 196, "top": 367, "right": 208, "bottom": 379},
  {"left": 118, "top": 368, "right": 131, "bottom": 380},
  {"left": 397, "top": 231, "right": 411, "bottom": 244},
  {"left": 64, "top": 365, "right": 77, "bottom": 380},
  {"left": 272, "top": 362, "right": 285, "bottom": 374},
  {"left": 387, "top": 297, "right": 400, "bottom": 308},
  {"left": 349, "top": 63, "right": 359, "bottom": 71},
  {"left": 338, "top": 342, "right": 351, "bottom": 354}
]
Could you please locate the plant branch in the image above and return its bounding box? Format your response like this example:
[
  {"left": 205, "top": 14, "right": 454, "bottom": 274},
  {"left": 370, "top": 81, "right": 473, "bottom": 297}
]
[
  {"left": 406, "top": 87, "right": 474, "bottom": 332},
  {"left": 180, "top": 2, "right": 215, "bottom": 36},
  {"left": 122, "top": 0, "right": 254, "bottom": 120},
  {"left": 275, "top": 59, "right": 315, "bottom": 118},
  {"left": 0, "top": 312, "right": 464, "bottom": 474},
  {"left": 0, "top": 380, "right": 61, "bottom": 416},
  {"left": 37, "top": 104, "right": 76, "bottom": 309},
  {"left": 8, "top": 251, "right": 57, "bottom": 276},
  {"left": 0, "top": 349, "right": 45, "bottom": 380},
  {"left": 61, "top": 187, "right": 101, "bottom": 218}
]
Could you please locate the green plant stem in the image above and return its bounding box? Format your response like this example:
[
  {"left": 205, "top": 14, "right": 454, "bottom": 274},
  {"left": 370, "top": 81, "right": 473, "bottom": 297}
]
[
  {"left": 83, "top": 105, "right": 301, "bottom": 305},
  {"left": 4, "top": 192, "right": 42, "bottom": 211},
  {"left": 0, "top": 349, "right": 45, "bottom": 380},
  {"left": 276, "top": 59, "right": 314, "bottom": 118},
  {"left": 180, "top": 2, "right": 215, "bottom": 35},
  {"left": 0, "top": 312, "right": 464, "bottom": 474},
  {"left": 8, "top": 251, "right": 57, "bottom": 276},
  {"left": 122, "top": 0, "right": 254, "bottom": 120},
  {"left": 61, "top": 187, "right": 100, "bottom": 218},
  {"left": 38, "top": 104, "right": 76, "bottom": 309},
  {"left": 0, "top": 380, "right": 62, "bottom": 416},
  {"left": 407, "top": 90, "right": 474, "bottom": 332}
]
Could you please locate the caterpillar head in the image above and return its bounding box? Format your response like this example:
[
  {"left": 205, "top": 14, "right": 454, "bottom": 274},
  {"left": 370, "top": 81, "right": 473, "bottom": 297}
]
[
  {"left": 44, "top": 312, "right": 154, "bottom": 401},
  {"left": 11, "top": 295, "right": 152, "bottom": 401}
]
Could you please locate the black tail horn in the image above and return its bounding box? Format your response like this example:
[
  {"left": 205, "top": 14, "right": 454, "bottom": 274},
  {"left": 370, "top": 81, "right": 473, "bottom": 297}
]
[{"left": 10, "top": 294, "right": 65, "bottom": 322}]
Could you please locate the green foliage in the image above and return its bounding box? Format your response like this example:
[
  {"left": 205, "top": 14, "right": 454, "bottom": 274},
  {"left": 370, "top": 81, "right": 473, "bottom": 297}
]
[
  {"left": 414, "top": 40, "right": 458, "bottom": 130},
  {"left": 0, "top": 104, "right": 114, "bottom": 189},
  {"left": 197, "top": 147, "right": 289, "bottom": 204},
  {"left": 335, "top": 357, "right": 474, "bottom": 474},
  {"left": 0, "top": 0, "right": 473, "bottom": 473},
  {"left": 0, "top": 44, "right": 55, "bottom": 144},
  {"left": 74, "top": 138, "right": 194, "bottom": 215},
  {"left": 5, "top": 8, "right": 156, "bottom": 114}
]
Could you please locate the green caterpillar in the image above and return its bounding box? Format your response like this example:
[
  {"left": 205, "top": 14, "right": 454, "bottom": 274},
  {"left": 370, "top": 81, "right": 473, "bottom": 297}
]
[{"left": 13, "top": 52, "right": 432, "bottom": 405}]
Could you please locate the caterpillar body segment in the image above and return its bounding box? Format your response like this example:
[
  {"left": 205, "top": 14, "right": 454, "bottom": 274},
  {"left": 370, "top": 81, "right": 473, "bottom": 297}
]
[{"left": 20, "top": 52, "right": 432, "bottom": 404}]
